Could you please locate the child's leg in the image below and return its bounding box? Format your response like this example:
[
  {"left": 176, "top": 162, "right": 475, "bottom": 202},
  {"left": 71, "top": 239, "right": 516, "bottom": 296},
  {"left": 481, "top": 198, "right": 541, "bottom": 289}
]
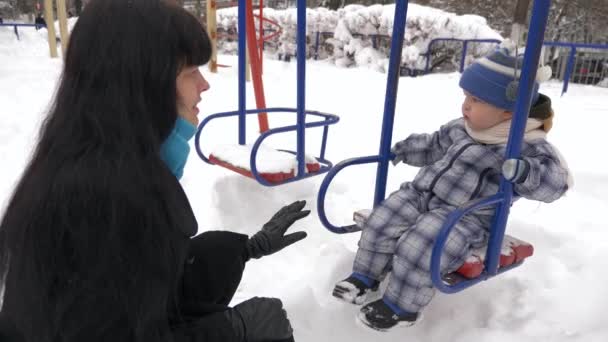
[
  {"left": 333, "top": 184, "right": 424, "bottom": 305},
  {"left": 383, "top": 207, "right": 487, "bottom": 313},
  {"left": 353, "top": 184, "right": 424, "bottom": 281}
]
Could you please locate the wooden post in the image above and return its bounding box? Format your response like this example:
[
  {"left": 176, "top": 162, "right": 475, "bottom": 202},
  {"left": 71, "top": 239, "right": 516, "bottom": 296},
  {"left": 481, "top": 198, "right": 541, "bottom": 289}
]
[
  {"left": 56, "top": 0, "right": 70, "bottom": 55},
  {"left": 43, "top": 0, "right": 58, "bottom": 58},
  {"left": 206, "top": 0, "right": 218, "bottom": 73}
]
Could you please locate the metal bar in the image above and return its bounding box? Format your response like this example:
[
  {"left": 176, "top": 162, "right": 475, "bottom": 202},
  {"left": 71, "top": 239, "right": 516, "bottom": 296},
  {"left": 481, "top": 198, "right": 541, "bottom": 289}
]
[
  {"left": 0, "top": 23, "right": 42, "bottom": 27},
  {"left": 423, "top": 38, "right": 501, "bottom": 74},
  {"left": 430, "top": 194, "right": 505, "bottom": 292},
  {"left": 317, "top": 156, "right": 382, "bottom": 233},
  {"left": 584, "top": 57, "right": 591, "bottom": 84},
  {"left": 592, "top": 54, "right": 601, "bottom": 84},
  {"left": 251, "top": 125, "right": 335, "bottom": 186},
  {"left": 487, "top": 0, "right": 552, "bottom": 275},
  {"left": 543, "top": 41, "right": 608, "bottom": 50},
  {"left": 245, "top": 0, "right": 270, "bottom": 133},
  {"left": 259, "top": 0, "right": 264, "bottom": 73},
  {"left": 373, "top": 0, "right": 410, "bottom": 207},
  {"left": 314, "top": 31, "right": 320, "bottom": 60},
  {"left": 562, "top": 47, "right": 576, "bottom": 96},
  {"left": 320, "top": 125, "right": 329, "bottom": 160},
  {"left": 460, "top": 40, "right": 468, "bottom": 72},
  {"left": 296, "top": 0, "right": 306, "bottom": 177},
  {"left": 238, "top": 0, "right": 247, "bottom": 145},
  {"left": 194, "top": 107, "right": 339, "bottom": 167},
  {"left": 424, "top": 39, "right": 436, "bottom": 73}
]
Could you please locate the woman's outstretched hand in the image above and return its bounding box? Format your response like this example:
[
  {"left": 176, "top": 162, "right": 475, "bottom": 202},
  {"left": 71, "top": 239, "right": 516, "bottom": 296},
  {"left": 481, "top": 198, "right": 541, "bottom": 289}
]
[{"left": 246, "top": 200, "right": 310, "bottom": 260}]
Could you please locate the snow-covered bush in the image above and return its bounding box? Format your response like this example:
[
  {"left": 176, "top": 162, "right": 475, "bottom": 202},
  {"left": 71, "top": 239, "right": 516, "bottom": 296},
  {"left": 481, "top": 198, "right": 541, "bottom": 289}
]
[{"left": 215, "top": 4, "right": 503, "bottom": 73}]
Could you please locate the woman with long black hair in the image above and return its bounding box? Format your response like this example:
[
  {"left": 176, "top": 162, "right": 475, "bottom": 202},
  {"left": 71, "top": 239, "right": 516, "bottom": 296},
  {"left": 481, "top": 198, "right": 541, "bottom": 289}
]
[{"left": 0, "top": 1, "right": 309, "bottom": 341}]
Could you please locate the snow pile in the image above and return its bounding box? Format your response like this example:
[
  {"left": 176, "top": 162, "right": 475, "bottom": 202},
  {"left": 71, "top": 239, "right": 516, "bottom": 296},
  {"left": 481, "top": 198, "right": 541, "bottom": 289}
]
[{"left": 216, "top": 4, "right": 503, "bottom": 72}]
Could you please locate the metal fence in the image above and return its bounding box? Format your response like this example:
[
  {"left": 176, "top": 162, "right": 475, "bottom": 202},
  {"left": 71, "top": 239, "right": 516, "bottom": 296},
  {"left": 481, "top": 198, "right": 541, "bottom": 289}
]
[
  {"left": 0, "top": 23, "right": 45, "bottom": 40},
  {"left": 544, "top": 42, "right": 608, "bottom": 94}
]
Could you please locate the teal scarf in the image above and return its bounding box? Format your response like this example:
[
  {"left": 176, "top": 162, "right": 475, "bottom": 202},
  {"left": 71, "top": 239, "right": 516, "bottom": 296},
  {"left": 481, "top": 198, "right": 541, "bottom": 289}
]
[{"left": 160, "top": 117, "right": 197, "bottom": 179}]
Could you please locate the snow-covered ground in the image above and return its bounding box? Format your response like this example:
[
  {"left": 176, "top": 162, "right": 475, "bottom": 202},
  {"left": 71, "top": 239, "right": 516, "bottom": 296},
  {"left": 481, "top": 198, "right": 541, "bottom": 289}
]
[{"left": 2, "top": 17, "right": 608, "bottom": 342}]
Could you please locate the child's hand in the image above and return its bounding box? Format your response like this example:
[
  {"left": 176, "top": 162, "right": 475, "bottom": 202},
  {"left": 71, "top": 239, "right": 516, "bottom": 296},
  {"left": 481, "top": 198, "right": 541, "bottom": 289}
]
[
  {"left": 390, "top": 146, "right": 403, "bottom": 166},
  {"left": 502, "top": 158, "right": 530, "bottom": 183}
]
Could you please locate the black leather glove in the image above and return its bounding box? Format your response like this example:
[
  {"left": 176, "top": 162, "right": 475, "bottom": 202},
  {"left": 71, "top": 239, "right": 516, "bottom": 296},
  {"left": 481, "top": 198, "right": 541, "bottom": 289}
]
[
  {"left": 246, "top": 200, "right": 309, "bottom": 260},
  {"left": 225, "top": 297, "right": 293, "bottom": 342}
]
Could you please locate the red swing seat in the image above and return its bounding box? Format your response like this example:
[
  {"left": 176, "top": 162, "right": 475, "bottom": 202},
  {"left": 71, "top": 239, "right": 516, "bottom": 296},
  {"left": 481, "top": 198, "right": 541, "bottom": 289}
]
[
  {"left": 209, "top": 144, "right": 321, "bottom": 184},
  {"left": 353, "top": 209, "right": 534, "bottom": 280}
]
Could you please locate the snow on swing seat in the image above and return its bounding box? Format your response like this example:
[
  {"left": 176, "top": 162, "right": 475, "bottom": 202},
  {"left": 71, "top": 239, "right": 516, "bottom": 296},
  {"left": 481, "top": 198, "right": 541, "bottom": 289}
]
[
  {"left": 209, "top": 144, "right": 321, "bottom": 184},
  {"left": 353, "top": 209, "right": 534, "bottom": 280}
]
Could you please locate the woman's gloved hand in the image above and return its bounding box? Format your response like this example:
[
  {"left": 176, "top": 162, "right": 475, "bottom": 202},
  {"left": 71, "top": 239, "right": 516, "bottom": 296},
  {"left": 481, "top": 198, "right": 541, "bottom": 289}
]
[
  {"left": 226, "top": 297, "right": 293, "bottom": 342},
  {"left": 246, "top": 200, "right": 310, "bottom": 260}
]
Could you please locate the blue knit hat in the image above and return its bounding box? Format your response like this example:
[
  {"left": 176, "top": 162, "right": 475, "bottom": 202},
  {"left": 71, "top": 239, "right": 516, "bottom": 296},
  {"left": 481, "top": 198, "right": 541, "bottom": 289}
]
[{"left": 459, "top": 44, "right": 552, "bottom": 111}]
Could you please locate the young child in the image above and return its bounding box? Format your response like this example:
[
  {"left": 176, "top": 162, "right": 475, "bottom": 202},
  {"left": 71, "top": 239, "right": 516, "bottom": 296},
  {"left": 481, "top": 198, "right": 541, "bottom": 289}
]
[{"left": 332, "top": 46, "right": 571, "bottom": 331}]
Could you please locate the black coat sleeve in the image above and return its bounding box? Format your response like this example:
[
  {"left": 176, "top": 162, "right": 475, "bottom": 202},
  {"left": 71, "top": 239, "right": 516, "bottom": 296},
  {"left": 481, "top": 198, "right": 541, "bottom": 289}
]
[
  {"left": 180, "top": 230, "right": 249, "bottom": 310},
  {"left": 171, "top": 310, "right": 243, "bottom": 342},
  {"left": 171, "top": 230, "right": 250, "bottom": 342}
]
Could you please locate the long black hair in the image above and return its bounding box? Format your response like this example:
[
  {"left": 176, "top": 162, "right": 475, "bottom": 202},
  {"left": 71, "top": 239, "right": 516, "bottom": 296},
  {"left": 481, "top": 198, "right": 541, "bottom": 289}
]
[{"left": 0, "top": 1, "right": 210, "bottom": 341}]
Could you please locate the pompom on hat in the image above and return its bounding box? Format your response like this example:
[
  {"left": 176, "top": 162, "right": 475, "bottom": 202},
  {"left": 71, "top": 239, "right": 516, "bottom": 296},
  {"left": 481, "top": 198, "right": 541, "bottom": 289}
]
[{"left": 459, "top": 40, "right": 552, "bottom": 112}]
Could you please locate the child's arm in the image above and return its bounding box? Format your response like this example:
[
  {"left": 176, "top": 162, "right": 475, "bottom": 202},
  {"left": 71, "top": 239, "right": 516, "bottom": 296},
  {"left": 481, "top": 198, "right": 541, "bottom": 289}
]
[
  {"left": 391, "top": 120, "right": 457, "bottom": 167},
  {"left": 502, "top": 144, "right": 570, "bottom": 203}
]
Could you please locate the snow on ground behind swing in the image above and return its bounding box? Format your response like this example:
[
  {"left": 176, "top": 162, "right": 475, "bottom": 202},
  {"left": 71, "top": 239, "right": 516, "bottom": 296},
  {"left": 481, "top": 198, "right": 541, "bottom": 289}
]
[{"left": 2, "top": 19, "right": 608, "bottom": 342}]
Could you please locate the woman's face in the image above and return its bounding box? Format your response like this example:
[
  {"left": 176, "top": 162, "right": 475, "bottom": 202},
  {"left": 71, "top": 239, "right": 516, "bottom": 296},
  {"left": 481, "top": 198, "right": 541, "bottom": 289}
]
[{"left": 176, "top": 65, "right": 210, "bottom": 126}]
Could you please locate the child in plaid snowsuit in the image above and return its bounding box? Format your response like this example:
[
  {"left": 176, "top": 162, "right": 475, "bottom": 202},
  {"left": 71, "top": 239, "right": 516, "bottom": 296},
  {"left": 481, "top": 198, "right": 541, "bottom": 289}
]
[{"left": 332, "top": 45, "right": 571, "bottom": 331}]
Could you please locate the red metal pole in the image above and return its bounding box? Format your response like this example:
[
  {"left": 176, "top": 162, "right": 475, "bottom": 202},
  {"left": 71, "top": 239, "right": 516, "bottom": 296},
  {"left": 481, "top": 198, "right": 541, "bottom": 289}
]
[
  {"left": 246, "top": 0, "right": 269, "bottom": 133},
  {"left": 259, "top": 0, "right": 264, "bottom": 74}
]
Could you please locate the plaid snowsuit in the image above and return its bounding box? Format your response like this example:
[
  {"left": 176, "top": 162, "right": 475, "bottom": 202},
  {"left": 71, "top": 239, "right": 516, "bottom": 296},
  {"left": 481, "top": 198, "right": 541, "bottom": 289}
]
[{"left": 353, "top": 118, "right": 569, "bottom": 313}]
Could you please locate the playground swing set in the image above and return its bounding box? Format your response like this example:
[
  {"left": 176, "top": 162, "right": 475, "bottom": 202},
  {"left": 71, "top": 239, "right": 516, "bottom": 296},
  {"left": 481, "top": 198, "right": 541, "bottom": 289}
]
[
  {"left": 196, "top": 0, "right": 339, "bottom": 186},
  {"left": 8, "top": 0, "right": 556, "bottom": 294},
  {"left": 313, "top": 0, "right": 552, "bottom": 294},
  {"left": 194, "top": 0, "right": 551, "bottom": 293}
]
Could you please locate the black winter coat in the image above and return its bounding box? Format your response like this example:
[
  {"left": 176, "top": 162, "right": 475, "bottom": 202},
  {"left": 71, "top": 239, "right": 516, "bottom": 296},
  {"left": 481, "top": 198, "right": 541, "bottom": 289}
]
[{"left": 0, "top": 167, "right": 293, "bottom": 342}]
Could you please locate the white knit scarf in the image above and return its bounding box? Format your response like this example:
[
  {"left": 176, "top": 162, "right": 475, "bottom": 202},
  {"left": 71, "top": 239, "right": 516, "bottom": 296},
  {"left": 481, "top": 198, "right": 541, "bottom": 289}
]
[
  {"left": 464, "top": 118, "right": 546, "bottom": 145},
  {"left": 465, "top": 118, "right": 574, "bottom": 188}
]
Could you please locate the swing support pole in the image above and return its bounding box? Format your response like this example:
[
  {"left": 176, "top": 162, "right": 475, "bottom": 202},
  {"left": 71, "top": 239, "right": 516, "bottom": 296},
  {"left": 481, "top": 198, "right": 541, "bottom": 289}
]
[
  {"left": 373, "top": 0, "right": 410, "bottom": 207},
  {"left": 486, "top": 0, "right": 551, "bottom": 276},
  {"left": 430, "top": 0, "right": 552, "bottom": 293}
]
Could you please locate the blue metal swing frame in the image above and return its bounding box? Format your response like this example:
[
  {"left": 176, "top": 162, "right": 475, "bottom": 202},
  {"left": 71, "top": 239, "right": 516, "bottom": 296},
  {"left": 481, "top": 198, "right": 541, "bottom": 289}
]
[
  {"left": 317, "top": 0, "right": 552, "bottom": 293},
  {"left": 195, "top": 0, "right": 339, "bottom": 186}
]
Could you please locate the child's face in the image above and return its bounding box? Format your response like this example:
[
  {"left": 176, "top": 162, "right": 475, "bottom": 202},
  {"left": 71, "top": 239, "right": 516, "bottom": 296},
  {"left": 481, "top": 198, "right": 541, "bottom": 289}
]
[{"left": 462, "top": 91, "right": 512, "bottom": 130}]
